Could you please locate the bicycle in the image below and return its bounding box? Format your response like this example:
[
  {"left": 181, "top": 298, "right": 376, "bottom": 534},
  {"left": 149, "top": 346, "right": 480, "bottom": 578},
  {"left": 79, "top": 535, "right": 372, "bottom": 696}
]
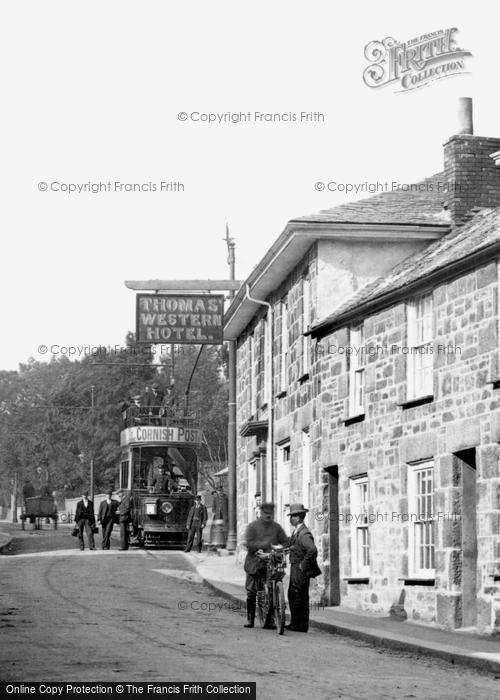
[{"left": 256, "top": 544, "right": 289, "bottom": 635}]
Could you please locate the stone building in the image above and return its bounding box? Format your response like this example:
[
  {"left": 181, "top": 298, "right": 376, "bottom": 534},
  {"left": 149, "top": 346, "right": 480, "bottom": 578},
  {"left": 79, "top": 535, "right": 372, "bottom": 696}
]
[{"left": 224, "top": 99, "right": 500, "bottom": 633}]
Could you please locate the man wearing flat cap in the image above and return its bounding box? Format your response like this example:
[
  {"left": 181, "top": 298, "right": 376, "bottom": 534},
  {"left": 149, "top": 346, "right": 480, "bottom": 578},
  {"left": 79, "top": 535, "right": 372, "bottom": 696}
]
[
  {"left": 242, "top": 502, "right": 288, "bottom": 629},
  {"left": 286, "top": 503, "right": 321, "bottom": 632}
]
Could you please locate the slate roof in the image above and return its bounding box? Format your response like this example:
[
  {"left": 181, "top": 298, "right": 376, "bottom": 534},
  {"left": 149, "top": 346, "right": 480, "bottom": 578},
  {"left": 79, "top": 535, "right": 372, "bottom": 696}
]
[
  {"left": 310, "top": 206, "right": 500, "bottom": 336},
  {"left": 292, "top": 173, "right": 451, "bottom": 226},
  {"left": 225, "top": 170, "right": 452, "bottom": 338}
]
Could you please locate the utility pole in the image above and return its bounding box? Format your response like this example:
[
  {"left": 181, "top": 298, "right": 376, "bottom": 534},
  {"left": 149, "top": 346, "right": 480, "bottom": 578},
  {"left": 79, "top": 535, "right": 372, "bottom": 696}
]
[
  {"left": 225, "top": 223, "right": 237, "bottom": 552},
  {"left": 90, "top": 385, "right": 95, "bottom": 501},
  {"left": 11, "top": 471, "right": 18, "bottom": 523}
]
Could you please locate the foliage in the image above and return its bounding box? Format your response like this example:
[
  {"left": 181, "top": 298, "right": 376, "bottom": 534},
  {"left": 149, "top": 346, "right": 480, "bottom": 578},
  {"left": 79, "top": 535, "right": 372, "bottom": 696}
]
[{"left": 0, "top": 336, "right": 228, "bottom": 504}]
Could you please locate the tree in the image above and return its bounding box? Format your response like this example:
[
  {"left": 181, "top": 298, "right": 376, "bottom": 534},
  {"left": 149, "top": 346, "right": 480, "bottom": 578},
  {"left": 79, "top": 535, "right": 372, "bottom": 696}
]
[
  {"left": 0, "top": 336, "right": 229, "bottom": 507},
  {"left": 160, "top": 345, "right": 228, "bottom": 490}
]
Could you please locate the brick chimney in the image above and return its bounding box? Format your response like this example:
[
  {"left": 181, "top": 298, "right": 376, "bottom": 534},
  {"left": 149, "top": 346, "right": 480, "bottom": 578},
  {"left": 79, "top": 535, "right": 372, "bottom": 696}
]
[{"left": 443, "top": 98, "right": 500, "bottom": 224}]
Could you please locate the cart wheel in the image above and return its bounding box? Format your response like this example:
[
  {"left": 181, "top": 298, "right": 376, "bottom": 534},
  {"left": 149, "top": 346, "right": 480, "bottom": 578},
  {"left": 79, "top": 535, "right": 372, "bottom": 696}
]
[
  {"left": 274, "top": 580, "right": 286, "bottom": 635},
  {"left": 257, "top": 586, "right": 269, "bottom": 628}
]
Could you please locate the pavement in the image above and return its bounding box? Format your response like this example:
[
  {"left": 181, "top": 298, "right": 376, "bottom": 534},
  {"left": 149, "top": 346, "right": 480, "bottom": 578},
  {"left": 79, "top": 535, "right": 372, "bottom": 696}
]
[
  {"left": 0, "top": 529, "right": 12, "bottom": 553},
  {"left": 186, "top": 549, "right": 500, "bottom": 676},
  {"left": 0, "top": 518, "right": 18, "bottom": 552}
]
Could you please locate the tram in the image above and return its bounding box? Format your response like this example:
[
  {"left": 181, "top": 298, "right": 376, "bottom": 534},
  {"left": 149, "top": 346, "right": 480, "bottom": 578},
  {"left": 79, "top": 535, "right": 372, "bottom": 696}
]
[{"left": 118, "top": 405, "right": 201, "bottom": 548}]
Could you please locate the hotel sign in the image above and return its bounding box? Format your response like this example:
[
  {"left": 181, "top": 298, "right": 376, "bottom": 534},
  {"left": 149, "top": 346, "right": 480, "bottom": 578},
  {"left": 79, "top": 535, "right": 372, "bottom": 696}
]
[
  {"left": 136, "top": 293, "right": 224, "bottom": 344},
  {"left": 120, "top": 425, "right": 202, "bottom": 446}
]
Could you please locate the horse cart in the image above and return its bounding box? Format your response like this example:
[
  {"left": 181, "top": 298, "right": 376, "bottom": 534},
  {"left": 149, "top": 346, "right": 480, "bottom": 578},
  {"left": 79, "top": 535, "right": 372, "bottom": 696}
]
[{"left": 20, "top": 496, "right": 58, "bottom": 530}]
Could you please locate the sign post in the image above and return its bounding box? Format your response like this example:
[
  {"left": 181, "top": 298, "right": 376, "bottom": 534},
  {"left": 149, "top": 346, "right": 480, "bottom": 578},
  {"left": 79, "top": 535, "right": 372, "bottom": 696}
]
[
  {"left": 126, "top": 257, "right": 240, "bottom": 552},
  {"left": 225, "top": 227, "right": 237, "bottom": 552}
]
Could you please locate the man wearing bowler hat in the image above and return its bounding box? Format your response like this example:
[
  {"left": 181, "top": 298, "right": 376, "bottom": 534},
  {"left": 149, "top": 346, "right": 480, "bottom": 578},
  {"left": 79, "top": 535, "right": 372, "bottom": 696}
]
[
  {"left": 98, "top": 490, "right": 118, "bottom": 550},
  {"left": 286, "top": 503, "right": 321, "bottom": 632},
  {"left": 242, "top": 502, "right": 288, "bottom": 629}
]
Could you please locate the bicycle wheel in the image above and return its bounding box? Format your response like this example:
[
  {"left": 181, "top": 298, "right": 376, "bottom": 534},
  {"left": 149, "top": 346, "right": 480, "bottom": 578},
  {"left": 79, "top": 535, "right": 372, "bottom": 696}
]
[
  {"left": 257, "top": 585, "right": 270, "bottom": 628},
  {"left": 274, "top": 580, "right": 286, "bottom": 635}
]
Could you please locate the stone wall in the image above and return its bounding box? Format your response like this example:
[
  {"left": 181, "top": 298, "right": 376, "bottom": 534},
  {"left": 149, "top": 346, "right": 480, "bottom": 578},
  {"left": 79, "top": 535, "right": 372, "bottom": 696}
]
[{"left": 316, "top": 259, "right": 500, "bottom": 631}]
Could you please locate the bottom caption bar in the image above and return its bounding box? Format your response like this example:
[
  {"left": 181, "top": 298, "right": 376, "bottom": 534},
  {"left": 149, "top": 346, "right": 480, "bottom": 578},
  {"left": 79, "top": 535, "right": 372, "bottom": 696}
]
[{"left": 1, "top": 684, "right": 257, "bottom": 700}]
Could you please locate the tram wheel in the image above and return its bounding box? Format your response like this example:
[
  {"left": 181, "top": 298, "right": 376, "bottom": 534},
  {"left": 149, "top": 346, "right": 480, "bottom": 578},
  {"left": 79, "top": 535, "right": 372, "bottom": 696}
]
[{"left": 274, "top": 581, "right": 286, "bottom": 635}]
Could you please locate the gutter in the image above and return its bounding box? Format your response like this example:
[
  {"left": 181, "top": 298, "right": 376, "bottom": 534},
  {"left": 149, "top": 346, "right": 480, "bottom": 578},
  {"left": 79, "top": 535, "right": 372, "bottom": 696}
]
[{"left": 244, "top": 285, "right": 274, "bottom": 503}]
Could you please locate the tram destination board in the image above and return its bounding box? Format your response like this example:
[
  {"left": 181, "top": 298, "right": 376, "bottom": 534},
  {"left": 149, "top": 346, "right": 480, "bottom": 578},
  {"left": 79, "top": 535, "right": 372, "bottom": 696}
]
[{"left": 136, "top": 293, "right": 224, "bottom": 344}]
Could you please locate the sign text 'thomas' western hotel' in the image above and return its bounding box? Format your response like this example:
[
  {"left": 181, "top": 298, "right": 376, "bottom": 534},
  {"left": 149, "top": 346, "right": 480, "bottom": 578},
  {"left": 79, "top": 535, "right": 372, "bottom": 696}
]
[{"left": 136, "top": 294, "right": 224, "bottom": 344}]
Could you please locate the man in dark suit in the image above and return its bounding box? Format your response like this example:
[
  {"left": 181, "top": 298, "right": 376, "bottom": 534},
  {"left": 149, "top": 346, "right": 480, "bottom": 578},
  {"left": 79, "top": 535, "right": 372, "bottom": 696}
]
[
  {"left": 117, "top": 491, "right": 133, "bottom": 551},
  {"left": 286, "top": 503, "right": 321, "bottom": 633},
  {"left": 98, "top": 490, "right": 118, "bottom": 550},
  {"left": 242, "top": 502, "right": 288, "bottom": 629},
  {"left": 184, "top": 495, "right": 208, "bottom": 552},
  {"left": 148, "top": 459, "right": 178, "bottom": 494},
  {"left": 75, "top": 492, "right": 96, "bottom": 551}
]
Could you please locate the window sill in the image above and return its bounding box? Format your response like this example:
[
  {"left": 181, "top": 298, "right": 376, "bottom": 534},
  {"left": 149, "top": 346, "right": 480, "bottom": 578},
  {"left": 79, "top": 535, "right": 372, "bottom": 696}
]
[
  {"left": 275, "top": 390, "right": 287, "bottom": 399},
  {"left": 343, "top": 413, "right": 365, "bottom": 426},
  {"left": 400, "top": 578, "right": 435, "bottom": 586},
  {"left": 344, "top": 577, "right": 369, "bottom": 584},
  {"left": 398, "top": 395, "right": 434, "bottom": 410},
  {"left": 298, "top": 372, "right": 310, "bottom": 384}
]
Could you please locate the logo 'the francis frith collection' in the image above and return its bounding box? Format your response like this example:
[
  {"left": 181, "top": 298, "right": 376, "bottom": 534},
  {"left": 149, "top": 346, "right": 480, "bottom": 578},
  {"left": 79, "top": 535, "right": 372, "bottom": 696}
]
[{"left": 363, "top": 28, "right": 472, "bottom": 92}]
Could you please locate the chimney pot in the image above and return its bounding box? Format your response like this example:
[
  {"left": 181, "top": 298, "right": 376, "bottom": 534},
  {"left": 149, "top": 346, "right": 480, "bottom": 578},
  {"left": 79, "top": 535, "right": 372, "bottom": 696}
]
[{"left": 457, "top": 97, "right": 473, "bottom": 135}]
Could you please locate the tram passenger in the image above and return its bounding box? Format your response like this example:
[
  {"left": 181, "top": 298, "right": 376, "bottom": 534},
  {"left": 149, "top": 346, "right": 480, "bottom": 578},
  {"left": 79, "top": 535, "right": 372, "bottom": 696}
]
[
  {"left": 120, "top": 397, "right": 132, "bottom": 427},
  {"left": 168, "top": 462, "right": 180, "bottom": 492},
  {"left": 150, "top": 465, "right": 169, "bottom": 493},
  {"left": 159, "top": 386, "right": 175, "bottom": 423},
  {"left": 148, "top": 457, "right": 179, "bottom": 494},
  {"left": 139, "top": 385, "right": 153, "bottom": 423},
  {"left": 129, "top": 395, "right": 142, "bottom": 426},
  {"left": 150, "top": 384, "right": 164, "bottom": 425}
]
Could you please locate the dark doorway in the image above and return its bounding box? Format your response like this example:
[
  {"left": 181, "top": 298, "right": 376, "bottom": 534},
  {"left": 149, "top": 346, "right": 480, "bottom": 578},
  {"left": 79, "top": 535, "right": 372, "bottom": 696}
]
[
  {"left": 324, "top": 465, "right": 340, "bottom": 606},
  {"left": 453, "top": 448, "right": 477, "bottom": 628}
]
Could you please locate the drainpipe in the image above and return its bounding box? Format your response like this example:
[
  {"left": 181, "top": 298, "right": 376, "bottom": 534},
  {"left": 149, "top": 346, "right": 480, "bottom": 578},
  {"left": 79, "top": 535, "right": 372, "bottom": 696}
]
[{"left": 245, "top": 285, "right": 274, "bottom": 502}]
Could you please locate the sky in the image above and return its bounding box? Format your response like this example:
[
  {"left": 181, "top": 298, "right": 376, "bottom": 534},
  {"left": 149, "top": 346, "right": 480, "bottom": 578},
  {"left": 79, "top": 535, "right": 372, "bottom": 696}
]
[{"left": 0, "top": 1, "right": 497, "bottom": 370}]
